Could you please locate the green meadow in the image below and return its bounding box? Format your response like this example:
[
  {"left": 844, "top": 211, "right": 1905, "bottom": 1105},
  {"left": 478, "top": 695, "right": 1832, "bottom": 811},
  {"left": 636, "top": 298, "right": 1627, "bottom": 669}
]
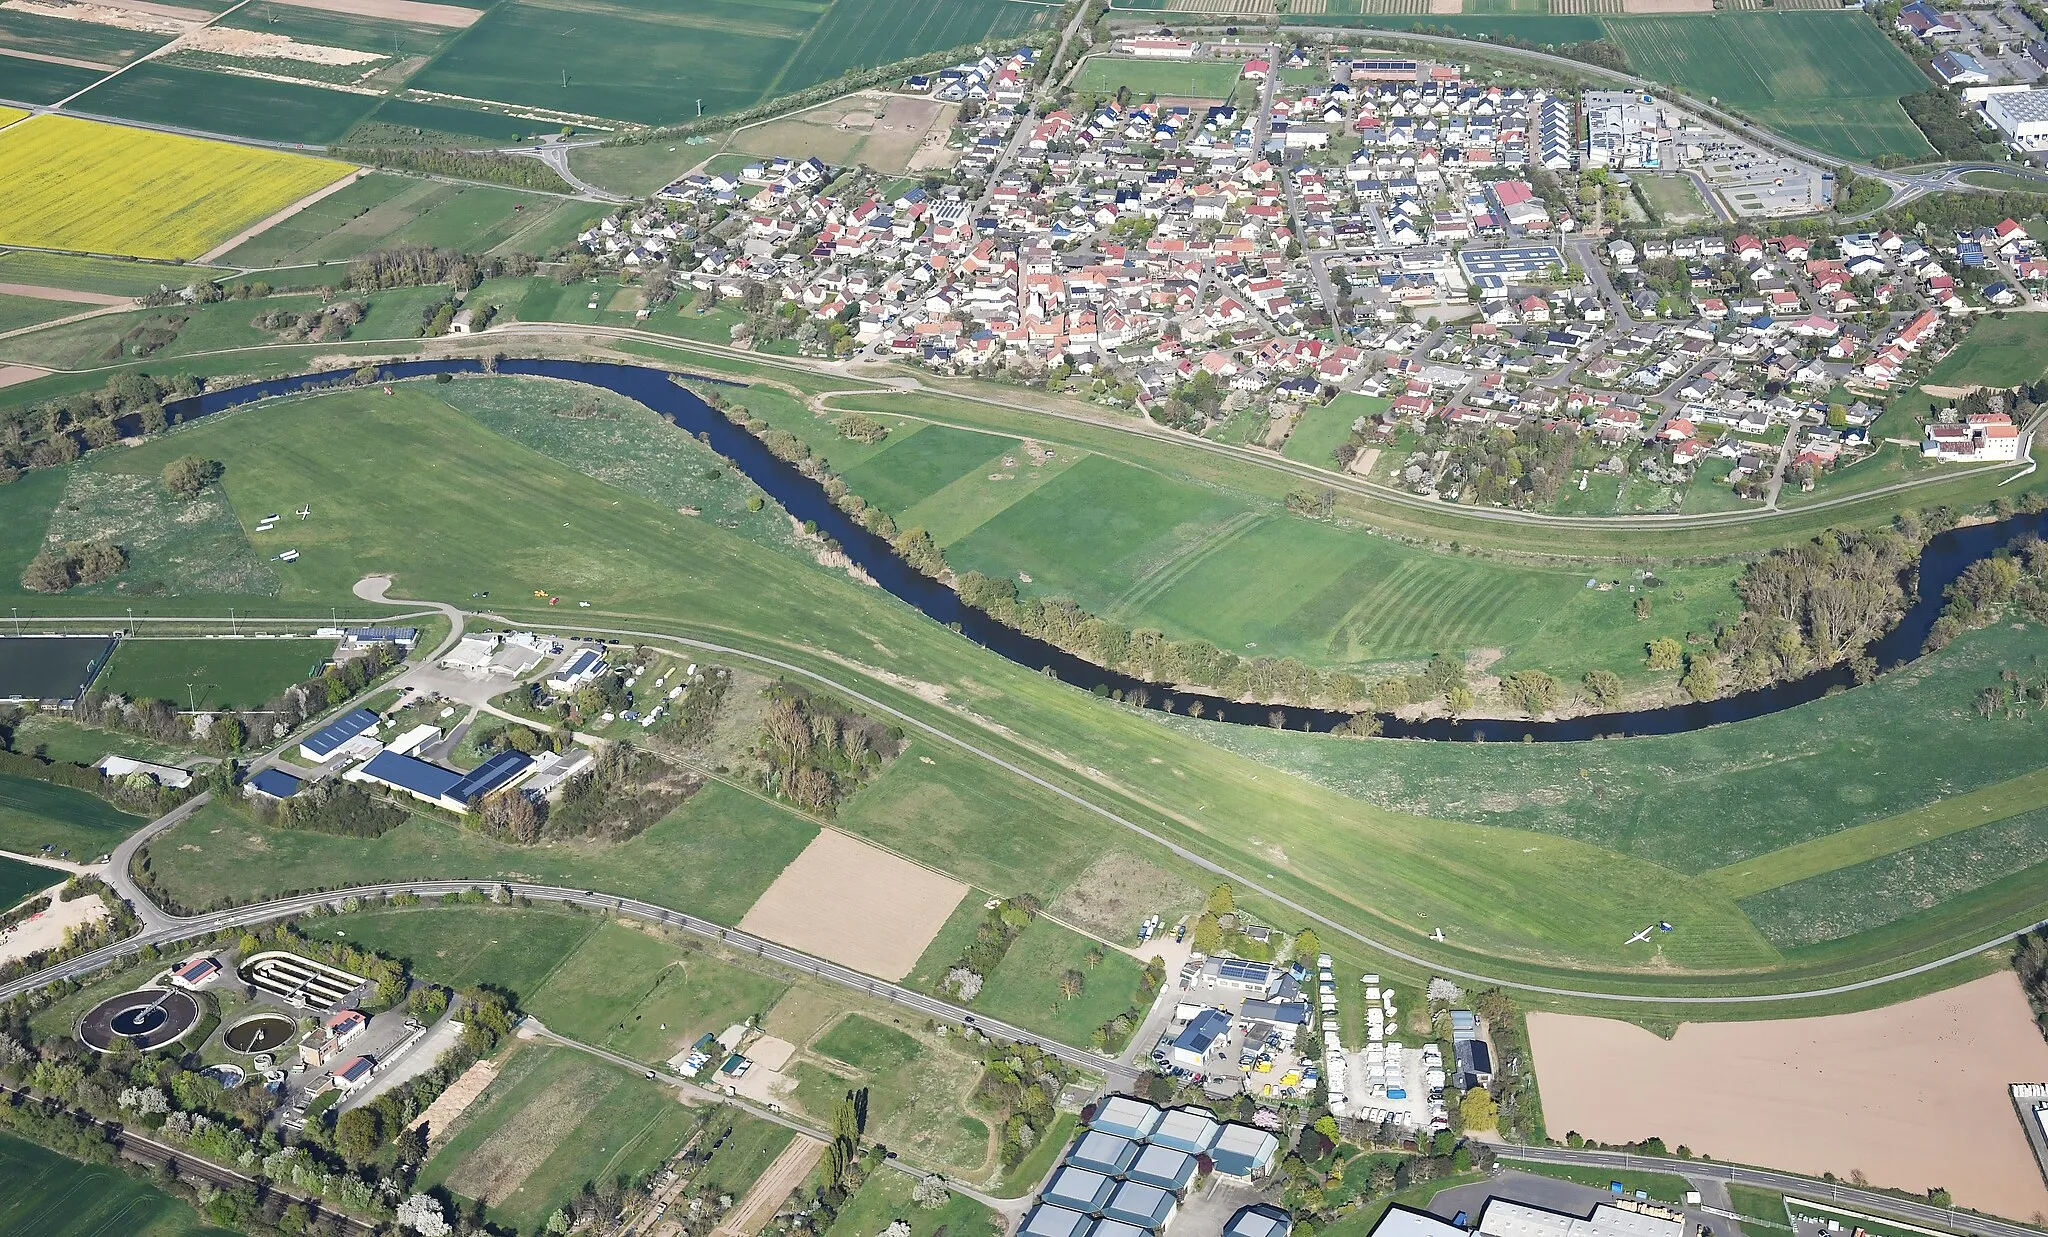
[
  {"left": 97, "top": 637, "right": 329, "bottom": 711},
  {"left": 0, "top": 772, "right": 139, "bottom": 862}
]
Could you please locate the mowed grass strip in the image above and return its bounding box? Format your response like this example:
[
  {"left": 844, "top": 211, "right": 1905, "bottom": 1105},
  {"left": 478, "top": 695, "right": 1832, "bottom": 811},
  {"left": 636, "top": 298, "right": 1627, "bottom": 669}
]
[
  {"left": 0, "top": 116, "right": 350, "bottom": 260},
  {"left": 97, "top": 637, "right": 331, "bottom": 711},
  {"left": 1708, "top": 766, "right": 2048, "bottom": 899},
  {"left": 319, "top": 904, "right": 601, "bottom": 1001},
  {"left": 0, "top": 772, "right": 138, "bottom": 861}
]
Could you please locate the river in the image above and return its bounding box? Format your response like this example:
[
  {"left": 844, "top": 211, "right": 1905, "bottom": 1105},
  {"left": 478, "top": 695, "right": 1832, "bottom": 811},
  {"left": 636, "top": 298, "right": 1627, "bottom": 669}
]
[{"left": 166, "top": 357, "right": 2048, "bottom": 743}]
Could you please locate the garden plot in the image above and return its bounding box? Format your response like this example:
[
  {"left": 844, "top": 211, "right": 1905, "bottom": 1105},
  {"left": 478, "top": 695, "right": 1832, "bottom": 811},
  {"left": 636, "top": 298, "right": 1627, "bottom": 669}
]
[
  {"left": 739, "top": 829, "right": 968, "bottom": 981},
  {"left": 1528, "top": 972, "right": 2048, "bottom": 1220},
  {"left": 43, "top": 469, "right": 277, "bottom": 597}
]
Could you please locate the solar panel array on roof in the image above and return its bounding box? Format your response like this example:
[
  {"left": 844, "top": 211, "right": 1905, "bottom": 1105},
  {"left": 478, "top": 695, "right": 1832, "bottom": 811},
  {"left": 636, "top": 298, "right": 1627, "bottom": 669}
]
[
  {"left": 445, "top": 749, "right": 533, "bottom": 805},
  {"left": 1216, "top": 958, "right": 1272, "bottom": 983},
  {"left": 300, "top": 708, "right": 378, "bottom": 760},
  {"left": 358, "top": 750, "right": 463, "bottom": 800}
]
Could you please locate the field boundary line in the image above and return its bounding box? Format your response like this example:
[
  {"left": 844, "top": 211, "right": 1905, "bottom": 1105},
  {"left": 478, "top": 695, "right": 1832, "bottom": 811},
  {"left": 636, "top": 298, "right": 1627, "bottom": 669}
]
[{"left": 197, "top": 167, "right": 367, "bottom": 263}]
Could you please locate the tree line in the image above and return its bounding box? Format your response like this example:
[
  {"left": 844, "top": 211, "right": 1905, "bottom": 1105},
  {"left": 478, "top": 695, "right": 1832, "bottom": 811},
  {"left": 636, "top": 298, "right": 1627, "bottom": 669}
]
[{"left": 331, "top": 146, "right": 573, "bottom": 193}]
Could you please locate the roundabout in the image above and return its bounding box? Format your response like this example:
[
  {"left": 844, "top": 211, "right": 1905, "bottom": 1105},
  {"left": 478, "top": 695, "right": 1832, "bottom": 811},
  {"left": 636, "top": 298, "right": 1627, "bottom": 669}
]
[{"left": 77, "top": 988, "right": 200, "bottom": 1053}]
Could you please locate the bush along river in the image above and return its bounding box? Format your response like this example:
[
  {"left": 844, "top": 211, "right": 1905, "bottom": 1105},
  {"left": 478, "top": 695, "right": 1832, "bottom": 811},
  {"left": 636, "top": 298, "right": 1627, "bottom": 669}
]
[{"left": 167, "top": 358, "right": 2048, "bottom": 743}]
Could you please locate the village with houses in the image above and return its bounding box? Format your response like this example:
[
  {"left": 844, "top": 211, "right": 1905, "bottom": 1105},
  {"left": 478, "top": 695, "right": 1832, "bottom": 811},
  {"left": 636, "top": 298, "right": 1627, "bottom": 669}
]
[{"left": 573, "top": 34, "right": 2041, "bottom": 513}]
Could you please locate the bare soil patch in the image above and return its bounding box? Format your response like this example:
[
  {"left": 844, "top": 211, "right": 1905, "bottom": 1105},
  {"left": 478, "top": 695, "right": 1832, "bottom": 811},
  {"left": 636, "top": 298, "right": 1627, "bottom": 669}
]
[
  {"left": 713, "top": 1136, "right": 823, "bottom": 1237},
  {"left": 258, "top": 0, "right": 479, "bottom": 27},
  {"left": 0, "top": 283, "right": 127, "bottom": 307},
  {"left": 0, "top": 365, "right": 51, "bottom": 389},
  {"left": 173, "top": 25, "right": 384, "bottom": 64},
  {"left": 1527, "top": 972, "right": 2048, "bottom": 1220},
  {"left": 738, "top": 829, "right": 967, "bottom": 981},
  {"left": 1620, "top": 0, "right": 1713, "bottom": 10},
  {"left": 738, "top": 91, "right": 948, "bottom": 176},
  {"left": 0, "top": 887, "right": 106, "bottom": 967},
  {"left": 1050, "top": 850, "right": 1201, "bottom": 942},
  {"left": 1, "top": 0, "right": 196, "bottom": 33},
  {"left": 411, "top": 1058, "right": 498, "bottom": 1143}
]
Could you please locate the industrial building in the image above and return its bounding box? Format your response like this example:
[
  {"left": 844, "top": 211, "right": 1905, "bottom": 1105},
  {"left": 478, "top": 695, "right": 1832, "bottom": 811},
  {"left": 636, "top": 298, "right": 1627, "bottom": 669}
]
[
  {"left": 1198, "top": 956, "right": 1285, "bottom": 997},
  {"left": 346, "top": 748, "right": 534, "bottom": 813},
  {"left": 1169, "top": 1008, "right": 1233, "bottom": 1070},
  {"left": 1020, "top": 1097, "right": 1278, "bottom": 1237},
  {"left": 1476, "top": 1200, "right": 1684, "bottom": 1237},
  {"left": 246, "top": 769, "right": 303, "bottom": 799},
  {"left": 1984, "top": 89, "right": 2048, "bottom": 151},
  {"left": 547, "top": 647, "right": 609, "bottom": 691},
  {"left": 298, "top": 708, "right": 380, "bottom": 764},
  {"left": 96, "top": 755, "right": 193, "bottom": 789}
]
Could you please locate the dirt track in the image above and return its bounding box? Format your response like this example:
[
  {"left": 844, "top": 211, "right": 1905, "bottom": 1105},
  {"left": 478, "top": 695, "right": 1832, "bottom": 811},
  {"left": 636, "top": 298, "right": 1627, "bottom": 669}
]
[
  {"left": 712, "top": 1135, "right": 823, "bottom": 1237},
  {"left": 0, "top": 282, "right": 131, "bottom": 306},
  {"left": 1528, "top": 973, "right": 2048, "bottom": 1220},
  {"left": 738, "top": 829, "right": 968, "bottom": 981}
]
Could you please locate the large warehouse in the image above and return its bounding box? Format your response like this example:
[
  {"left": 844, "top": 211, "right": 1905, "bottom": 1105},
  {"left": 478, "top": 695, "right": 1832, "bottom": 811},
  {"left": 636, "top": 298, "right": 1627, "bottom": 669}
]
[{"left": 1984, "top": 88, "right": 2048, "bottom": 151}]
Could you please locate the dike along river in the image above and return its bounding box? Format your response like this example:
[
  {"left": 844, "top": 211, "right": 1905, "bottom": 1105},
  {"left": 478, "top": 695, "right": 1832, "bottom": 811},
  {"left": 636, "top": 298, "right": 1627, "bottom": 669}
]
[{"left": 172, "top": 358, "right": 2048, "bottom": 743}]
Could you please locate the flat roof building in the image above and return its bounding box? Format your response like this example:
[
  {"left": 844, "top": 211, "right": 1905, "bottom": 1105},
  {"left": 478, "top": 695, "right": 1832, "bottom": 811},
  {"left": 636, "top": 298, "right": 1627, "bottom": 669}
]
[
  {"left": 1477, "top": 1201, "right": 1684, "bottom": 1237},
  {"left": 299, "top": 708, "right": 379, "bottom": 763},
  {"left": 1987, "top": 89, "right": 2048, "bottom": 151}
]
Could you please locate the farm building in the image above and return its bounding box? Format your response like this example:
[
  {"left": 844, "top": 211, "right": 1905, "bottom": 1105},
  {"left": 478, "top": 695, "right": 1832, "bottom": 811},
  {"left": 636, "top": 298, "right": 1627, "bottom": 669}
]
[
  {"left": 246, "top": 769, "right": 303, "bottom": 799},
  {"left": 96, "top": 755, "right": 193, "bottom": 789},
  {"left": 298, "top": 708, "right": 379, "bottom": 763},
  {"left": 346, "top": 748, "right": 534, "bottom": 813}
]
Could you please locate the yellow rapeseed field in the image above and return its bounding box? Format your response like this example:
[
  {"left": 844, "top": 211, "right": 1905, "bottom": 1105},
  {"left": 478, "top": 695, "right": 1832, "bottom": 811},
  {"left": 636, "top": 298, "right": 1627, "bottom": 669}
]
[
  {"left": 0, "top": 115, "right": 351, "bottom": 260},
  {"left": 0, "top": 107, "right": 28, "bottom": 130}
]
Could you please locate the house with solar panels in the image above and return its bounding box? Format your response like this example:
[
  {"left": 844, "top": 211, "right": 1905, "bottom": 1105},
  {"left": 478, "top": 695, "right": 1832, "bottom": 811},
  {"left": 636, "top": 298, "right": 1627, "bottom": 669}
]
[{"left": 1018, "top": 1096, "right": 1282, "bottom": 1237}]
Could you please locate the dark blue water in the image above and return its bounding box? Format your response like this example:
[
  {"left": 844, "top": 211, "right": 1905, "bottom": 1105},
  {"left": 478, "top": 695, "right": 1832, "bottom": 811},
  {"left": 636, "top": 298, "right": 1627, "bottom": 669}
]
[{"left": 165, "top": 359, "right": 2048, "bottom": 742}]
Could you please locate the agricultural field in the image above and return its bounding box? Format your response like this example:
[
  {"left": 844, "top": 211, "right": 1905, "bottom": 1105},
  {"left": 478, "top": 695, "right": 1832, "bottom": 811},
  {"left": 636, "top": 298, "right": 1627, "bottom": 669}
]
[
  {"left": 1070, "top": 55, "right": 1247, "bottom": 100},
  {"left": 419, "top": 1043, "right": 702, "bottom": 1235},
  {"left": 0, "top": 293, "right": 95, "bottom": 335},
  {"left": 1924, "top": 314, "right": 2048, "bottom": 389},
  {"left": 407, "top": 0, "right": 1049, "bottom": 129},
  {"left": 0, "top": 8, "right": 168, "bottom": 69},
  {"left": 0, "top": 853, "right": 56, "bottom": 913},
  {"left": 0, "top": 772, "right": 139, "bottom": 862},
  {"left": 0, "top": 115, "right": 351, "bottom": 260},
  {"left": 95, "top": 637, "right": 331, "bottom": 711},
  {"left": 0, "top": 60, "right": 110, "bottom": 105},
  {"left": 1606, "top": 12, "right": 1930, "bottom": 161},
  {"left": 0, "top": 1132, "right": 231, "bottom": 1237},
  {"left": 68, "top": 63, "right": 380, "bottom": 145},
  {"left": 224, "top": 175, "right": 599, "bottom": 267}
]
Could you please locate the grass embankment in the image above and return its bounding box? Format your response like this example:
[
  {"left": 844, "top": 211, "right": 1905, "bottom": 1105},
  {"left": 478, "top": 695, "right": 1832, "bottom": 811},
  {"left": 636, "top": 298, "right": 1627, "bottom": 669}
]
[{"left": 71, "top": 379, "right": 2043, "bottom": 1007}]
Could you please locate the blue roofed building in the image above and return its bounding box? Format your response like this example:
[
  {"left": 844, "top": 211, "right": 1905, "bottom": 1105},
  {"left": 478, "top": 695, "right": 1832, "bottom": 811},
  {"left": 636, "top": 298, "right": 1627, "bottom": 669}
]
[
  {"left": 298, "top": 708, "right": 379, "bottom": 763},
  {"left": 349, "top": 748, "right": 533, "bottom": 813},
  {"left": 247, "top": 769, "right": 303, "bottom": 800},
  {"left": 1169, "top": 1009, "right": 1232, "bottom": 1071},
  {"left": 444, "top": 750, "right": 534, "bottom": 808},
  {"left": 1226, "top": 1204, "right": 1294, "bottom": 1237}
]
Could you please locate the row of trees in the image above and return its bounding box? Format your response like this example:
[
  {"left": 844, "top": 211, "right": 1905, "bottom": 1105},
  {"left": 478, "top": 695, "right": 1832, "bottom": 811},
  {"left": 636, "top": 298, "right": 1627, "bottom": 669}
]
[{"left": 331, "top": 146, "right": 573, "bottom": 192}]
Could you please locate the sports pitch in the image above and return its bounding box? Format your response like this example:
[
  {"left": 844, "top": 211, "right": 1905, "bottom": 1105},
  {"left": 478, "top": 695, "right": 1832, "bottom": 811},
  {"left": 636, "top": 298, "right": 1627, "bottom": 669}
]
[
  {"left": 96, "top": 637, "right": 332, "bottom": 712},
  {"left": 1070, "top": 55, "right": 1246, "bottom": 100}
]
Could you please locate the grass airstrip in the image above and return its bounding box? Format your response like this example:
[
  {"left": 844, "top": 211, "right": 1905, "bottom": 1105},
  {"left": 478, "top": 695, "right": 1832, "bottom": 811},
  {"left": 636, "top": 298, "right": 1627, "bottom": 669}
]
[
  {"left": 0, "top": 116, "right": 350, "bottom": 260},
  {"left": 21, "top": 374, "right": 2021, "bottom": 1009}
]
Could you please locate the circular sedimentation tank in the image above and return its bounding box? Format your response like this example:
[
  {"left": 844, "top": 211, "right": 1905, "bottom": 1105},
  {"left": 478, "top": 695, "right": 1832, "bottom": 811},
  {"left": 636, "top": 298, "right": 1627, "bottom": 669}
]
[
  {"left": 223, "top": 1011, "right": 297, "bottom": 1055},
  {"left": 78, "top": 989, "right": 200, "bottom": 1052}
]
